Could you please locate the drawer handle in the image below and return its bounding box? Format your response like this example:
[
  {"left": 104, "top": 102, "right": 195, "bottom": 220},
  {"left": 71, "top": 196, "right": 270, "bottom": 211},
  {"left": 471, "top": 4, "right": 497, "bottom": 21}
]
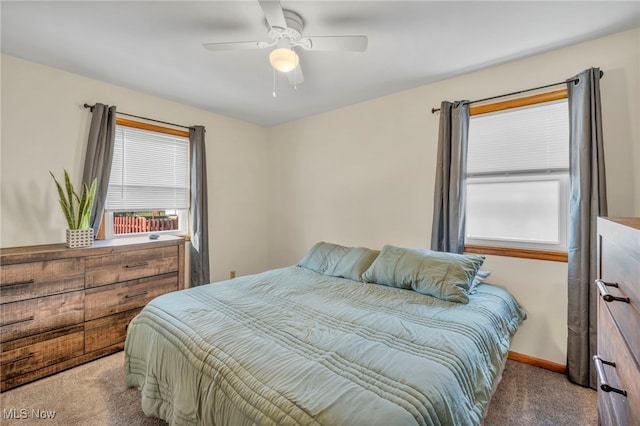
[
  {"left": 593, "top": 355, "right": 628, "bottom": 397},
  {"left": 0, "top": 352, "right": 34, "bottom": 367},
  {"left": 125, "top": 262, "right": 149, "bottom": 270},
  {"left": 595, "top": 279, "right": 630, "bottom": 303},
  {"left": 124, "top": 291, "right": 148, "bottom": 300},
  {"left": 0, "top": 315, "right": 35, "bottom": 328},
  {"left": 1, "top": 279, "right": 35, "bottom": 289}
]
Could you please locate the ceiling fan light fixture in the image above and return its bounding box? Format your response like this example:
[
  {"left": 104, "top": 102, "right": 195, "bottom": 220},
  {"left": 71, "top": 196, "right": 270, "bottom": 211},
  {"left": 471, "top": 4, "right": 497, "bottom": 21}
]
[{"left": 269, "top": 47, "right": 298, "bottom": 73}]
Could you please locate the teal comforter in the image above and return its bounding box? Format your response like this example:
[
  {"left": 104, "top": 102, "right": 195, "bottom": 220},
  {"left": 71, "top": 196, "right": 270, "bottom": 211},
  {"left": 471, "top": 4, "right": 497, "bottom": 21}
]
[{"left": 125, "top": 266, "right": 525, "bottom": 426}]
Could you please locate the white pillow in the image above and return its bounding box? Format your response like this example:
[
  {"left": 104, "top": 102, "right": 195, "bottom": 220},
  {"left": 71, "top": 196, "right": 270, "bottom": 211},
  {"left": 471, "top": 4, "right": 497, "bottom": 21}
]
[{"left": 468, "top": 270, "right": 491, "bottom": 294}]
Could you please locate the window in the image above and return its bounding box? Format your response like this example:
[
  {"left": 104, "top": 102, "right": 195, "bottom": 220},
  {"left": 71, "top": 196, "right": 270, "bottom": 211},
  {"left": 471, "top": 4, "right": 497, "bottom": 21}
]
[
  {"left": 464, "top": 91, "right": 569, "bottom": 259},
  {"left": 104, "top": 120, "right": 189, "bottom": 238}
]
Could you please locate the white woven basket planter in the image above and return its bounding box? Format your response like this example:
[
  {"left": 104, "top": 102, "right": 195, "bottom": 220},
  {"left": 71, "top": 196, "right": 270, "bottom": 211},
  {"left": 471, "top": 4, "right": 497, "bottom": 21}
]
[{"left": 66, "top": 228, "right": 94, "bottom": 248}]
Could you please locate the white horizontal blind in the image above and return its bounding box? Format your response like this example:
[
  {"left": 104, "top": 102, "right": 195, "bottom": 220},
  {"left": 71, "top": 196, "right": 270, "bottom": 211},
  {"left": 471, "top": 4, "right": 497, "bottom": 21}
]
[
  {"left": 106, "top": 125, "right": 189, "bottom": 211},
  {"left": 467, "top": 99, "right": 569, "bottom": 175}
]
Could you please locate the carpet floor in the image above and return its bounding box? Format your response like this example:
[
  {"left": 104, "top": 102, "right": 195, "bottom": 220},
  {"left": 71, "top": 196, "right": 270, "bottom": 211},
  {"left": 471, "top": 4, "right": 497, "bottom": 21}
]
[{"left": 0, "top": 351, "right": 597, "bottom": 425}]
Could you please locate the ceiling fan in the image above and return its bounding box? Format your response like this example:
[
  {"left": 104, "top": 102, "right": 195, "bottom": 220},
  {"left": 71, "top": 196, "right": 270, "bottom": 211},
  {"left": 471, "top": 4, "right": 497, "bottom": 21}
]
[{"left": 203, "top": 0, "right": 368, "bottom": 86}]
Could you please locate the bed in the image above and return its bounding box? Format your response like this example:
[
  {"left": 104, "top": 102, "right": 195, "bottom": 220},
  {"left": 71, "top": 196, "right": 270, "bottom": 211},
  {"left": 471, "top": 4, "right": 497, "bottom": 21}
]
[{"left": 125, "top": 243, "right": 525, "bottom": 425}]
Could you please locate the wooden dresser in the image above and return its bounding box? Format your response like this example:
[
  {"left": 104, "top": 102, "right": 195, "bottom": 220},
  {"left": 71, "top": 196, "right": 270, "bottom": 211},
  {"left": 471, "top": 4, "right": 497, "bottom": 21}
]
[
  {"left": 0, "top": 235, "right": 184, "bottom": 391},
  {"left": 594, "top": 217, "right": 639, "bottom": 426}
]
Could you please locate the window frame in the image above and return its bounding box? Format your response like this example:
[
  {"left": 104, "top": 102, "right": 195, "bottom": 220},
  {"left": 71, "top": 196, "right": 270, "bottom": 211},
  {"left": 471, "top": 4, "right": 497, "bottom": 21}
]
[
  {"left": 464, "top": 89, "right": 569, "bottom": 262},
  {"left": 98, "top": 118, "right": 190, "bottom": 240}
]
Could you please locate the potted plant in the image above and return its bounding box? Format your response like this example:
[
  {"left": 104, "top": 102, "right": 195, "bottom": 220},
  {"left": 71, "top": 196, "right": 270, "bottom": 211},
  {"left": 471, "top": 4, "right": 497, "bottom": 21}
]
[{"left": 50, "top": 170, "right": 97, "bottom": 248}]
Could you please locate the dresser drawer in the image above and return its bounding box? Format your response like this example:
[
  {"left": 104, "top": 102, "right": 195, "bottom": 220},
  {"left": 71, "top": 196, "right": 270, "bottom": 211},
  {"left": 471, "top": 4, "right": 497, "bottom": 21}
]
[
  {"left": 598, "top": 391, "right": 617, "bottom": 426},
  {"left": 85, "top": 309, "right": 140, "bottom": 353},
  {"left": 0, "top": 291, "right": 84, "bottom": 343},
  {"left": 84, "top": 246, "right": 178, "bottom": 288},
  {"left": 596, "top": 300, "right": 640, "bottom": 426},
  {"left": 0, "top": 325, "right": 84, "bottom": 382},
  {"left": 0, "top": 258, "right": 84, "bottom": 303},
  {"left": 84, "top": 272, "right": 178, "bottom": 321},
  {"left": 599, "top": 236, "right": 640, "bottom": 365}
]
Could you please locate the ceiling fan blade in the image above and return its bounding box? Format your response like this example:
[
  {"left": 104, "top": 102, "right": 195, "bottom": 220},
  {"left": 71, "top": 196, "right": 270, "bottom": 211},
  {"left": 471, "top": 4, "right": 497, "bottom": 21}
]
[
  {"left": 203, "top": 41, "right": 264, "bottom": 52},
  {"left": 304, "top": 36, "right": 368, "bottom": 52},
  {"left": 258, "top": 0, "right": 287, "bottom": 30},
  {"left": 286, "top": 64, "right": 304, "bottom": 86}
]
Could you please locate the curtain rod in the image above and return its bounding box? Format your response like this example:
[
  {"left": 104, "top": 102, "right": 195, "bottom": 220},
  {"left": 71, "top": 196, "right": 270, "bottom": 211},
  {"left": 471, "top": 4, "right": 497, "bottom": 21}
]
[
  {"left": 430, "top": 70, "right": 604, "bottom": 114},
  {"left": 83, "top": 103, "right": 192, "bottom": 130}
]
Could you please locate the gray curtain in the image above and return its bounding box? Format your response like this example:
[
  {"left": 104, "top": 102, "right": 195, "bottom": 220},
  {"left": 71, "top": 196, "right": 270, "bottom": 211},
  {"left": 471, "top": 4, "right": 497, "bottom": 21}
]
[
  {"left": 82, "top": 103, "right": 117, "bottom": 236},
  {"left": 566, "top": 68, "right": 607, "bottom": 388},
  {"left": 189, "top": 126, "right": 210, "bottom": 286},
  {"left": 430, "top": 100, "right": 470, "bottom": 254}
]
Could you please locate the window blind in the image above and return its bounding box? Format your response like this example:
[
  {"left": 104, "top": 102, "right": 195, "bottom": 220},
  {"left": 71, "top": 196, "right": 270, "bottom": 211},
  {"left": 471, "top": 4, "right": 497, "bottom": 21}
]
[
  {"left": 467, "top": 99, "right": 569, "bottom": 175},
  {"left": 105, "top": 125, "right": 189, "bottom": 211}
]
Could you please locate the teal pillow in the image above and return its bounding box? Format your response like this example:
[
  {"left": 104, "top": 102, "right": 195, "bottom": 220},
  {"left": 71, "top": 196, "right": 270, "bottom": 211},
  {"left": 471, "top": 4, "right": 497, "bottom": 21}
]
[
  {"left": 298, "top": 242, "right": 380, "bottom": 282},
  {"left": 361, "top": 245, "right": 485, "bottom": 303}
]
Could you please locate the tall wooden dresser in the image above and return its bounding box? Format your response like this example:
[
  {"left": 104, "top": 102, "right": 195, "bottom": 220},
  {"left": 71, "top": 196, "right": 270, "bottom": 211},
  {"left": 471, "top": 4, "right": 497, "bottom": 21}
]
[
  {"left": 594, "top": 217, "right": 639, "bottom": 425},
  {"left": 0, "top": 235, "right": 184, "bottom": 391}
]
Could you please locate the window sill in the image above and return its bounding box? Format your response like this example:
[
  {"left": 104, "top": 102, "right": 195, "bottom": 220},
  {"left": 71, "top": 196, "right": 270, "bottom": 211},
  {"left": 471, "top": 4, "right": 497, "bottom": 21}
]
[
  {"left": 102, "top": 231, "right": 189, "bottom": 241},
  {"left": 464, "top": 244, "right": 568, "bottom": 263}
]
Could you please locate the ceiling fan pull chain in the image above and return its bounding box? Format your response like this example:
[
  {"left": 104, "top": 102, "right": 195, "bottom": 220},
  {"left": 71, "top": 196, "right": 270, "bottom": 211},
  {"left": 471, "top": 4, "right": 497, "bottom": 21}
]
[
  {"left": 272, "top": 67, "right": 277, "bottom": 98},
  {"left": 293, "top": 58, "right": 298, "bottom": 90}
]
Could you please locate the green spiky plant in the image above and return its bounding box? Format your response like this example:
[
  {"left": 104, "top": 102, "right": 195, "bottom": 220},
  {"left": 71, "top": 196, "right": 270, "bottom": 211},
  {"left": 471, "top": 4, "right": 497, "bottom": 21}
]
[{"left": 50, "top": 170, "right": 97, "bottom": 230}]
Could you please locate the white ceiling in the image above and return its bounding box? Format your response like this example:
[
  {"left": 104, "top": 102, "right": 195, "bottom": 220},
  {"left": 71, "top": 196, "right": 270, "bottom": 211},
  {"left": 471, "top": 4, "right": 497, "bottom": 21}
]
[{"left": 2, "top": 1, "right": 639, "bottom": 127}]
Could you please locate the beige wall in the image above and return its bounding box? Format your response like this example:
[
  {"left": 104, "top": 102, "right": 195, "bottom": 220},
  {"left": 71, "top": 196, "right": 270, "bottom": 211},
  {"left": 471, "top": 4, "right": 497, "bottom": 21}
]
[
  {"left": 267, "top": 28, "right": 640, "bottom": 365},
  {"left": 1, "top": 28, "right": 638, "bottom": 366},
  {"left": 0, "top": 55, "right": 270, "bottom": 282}
]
